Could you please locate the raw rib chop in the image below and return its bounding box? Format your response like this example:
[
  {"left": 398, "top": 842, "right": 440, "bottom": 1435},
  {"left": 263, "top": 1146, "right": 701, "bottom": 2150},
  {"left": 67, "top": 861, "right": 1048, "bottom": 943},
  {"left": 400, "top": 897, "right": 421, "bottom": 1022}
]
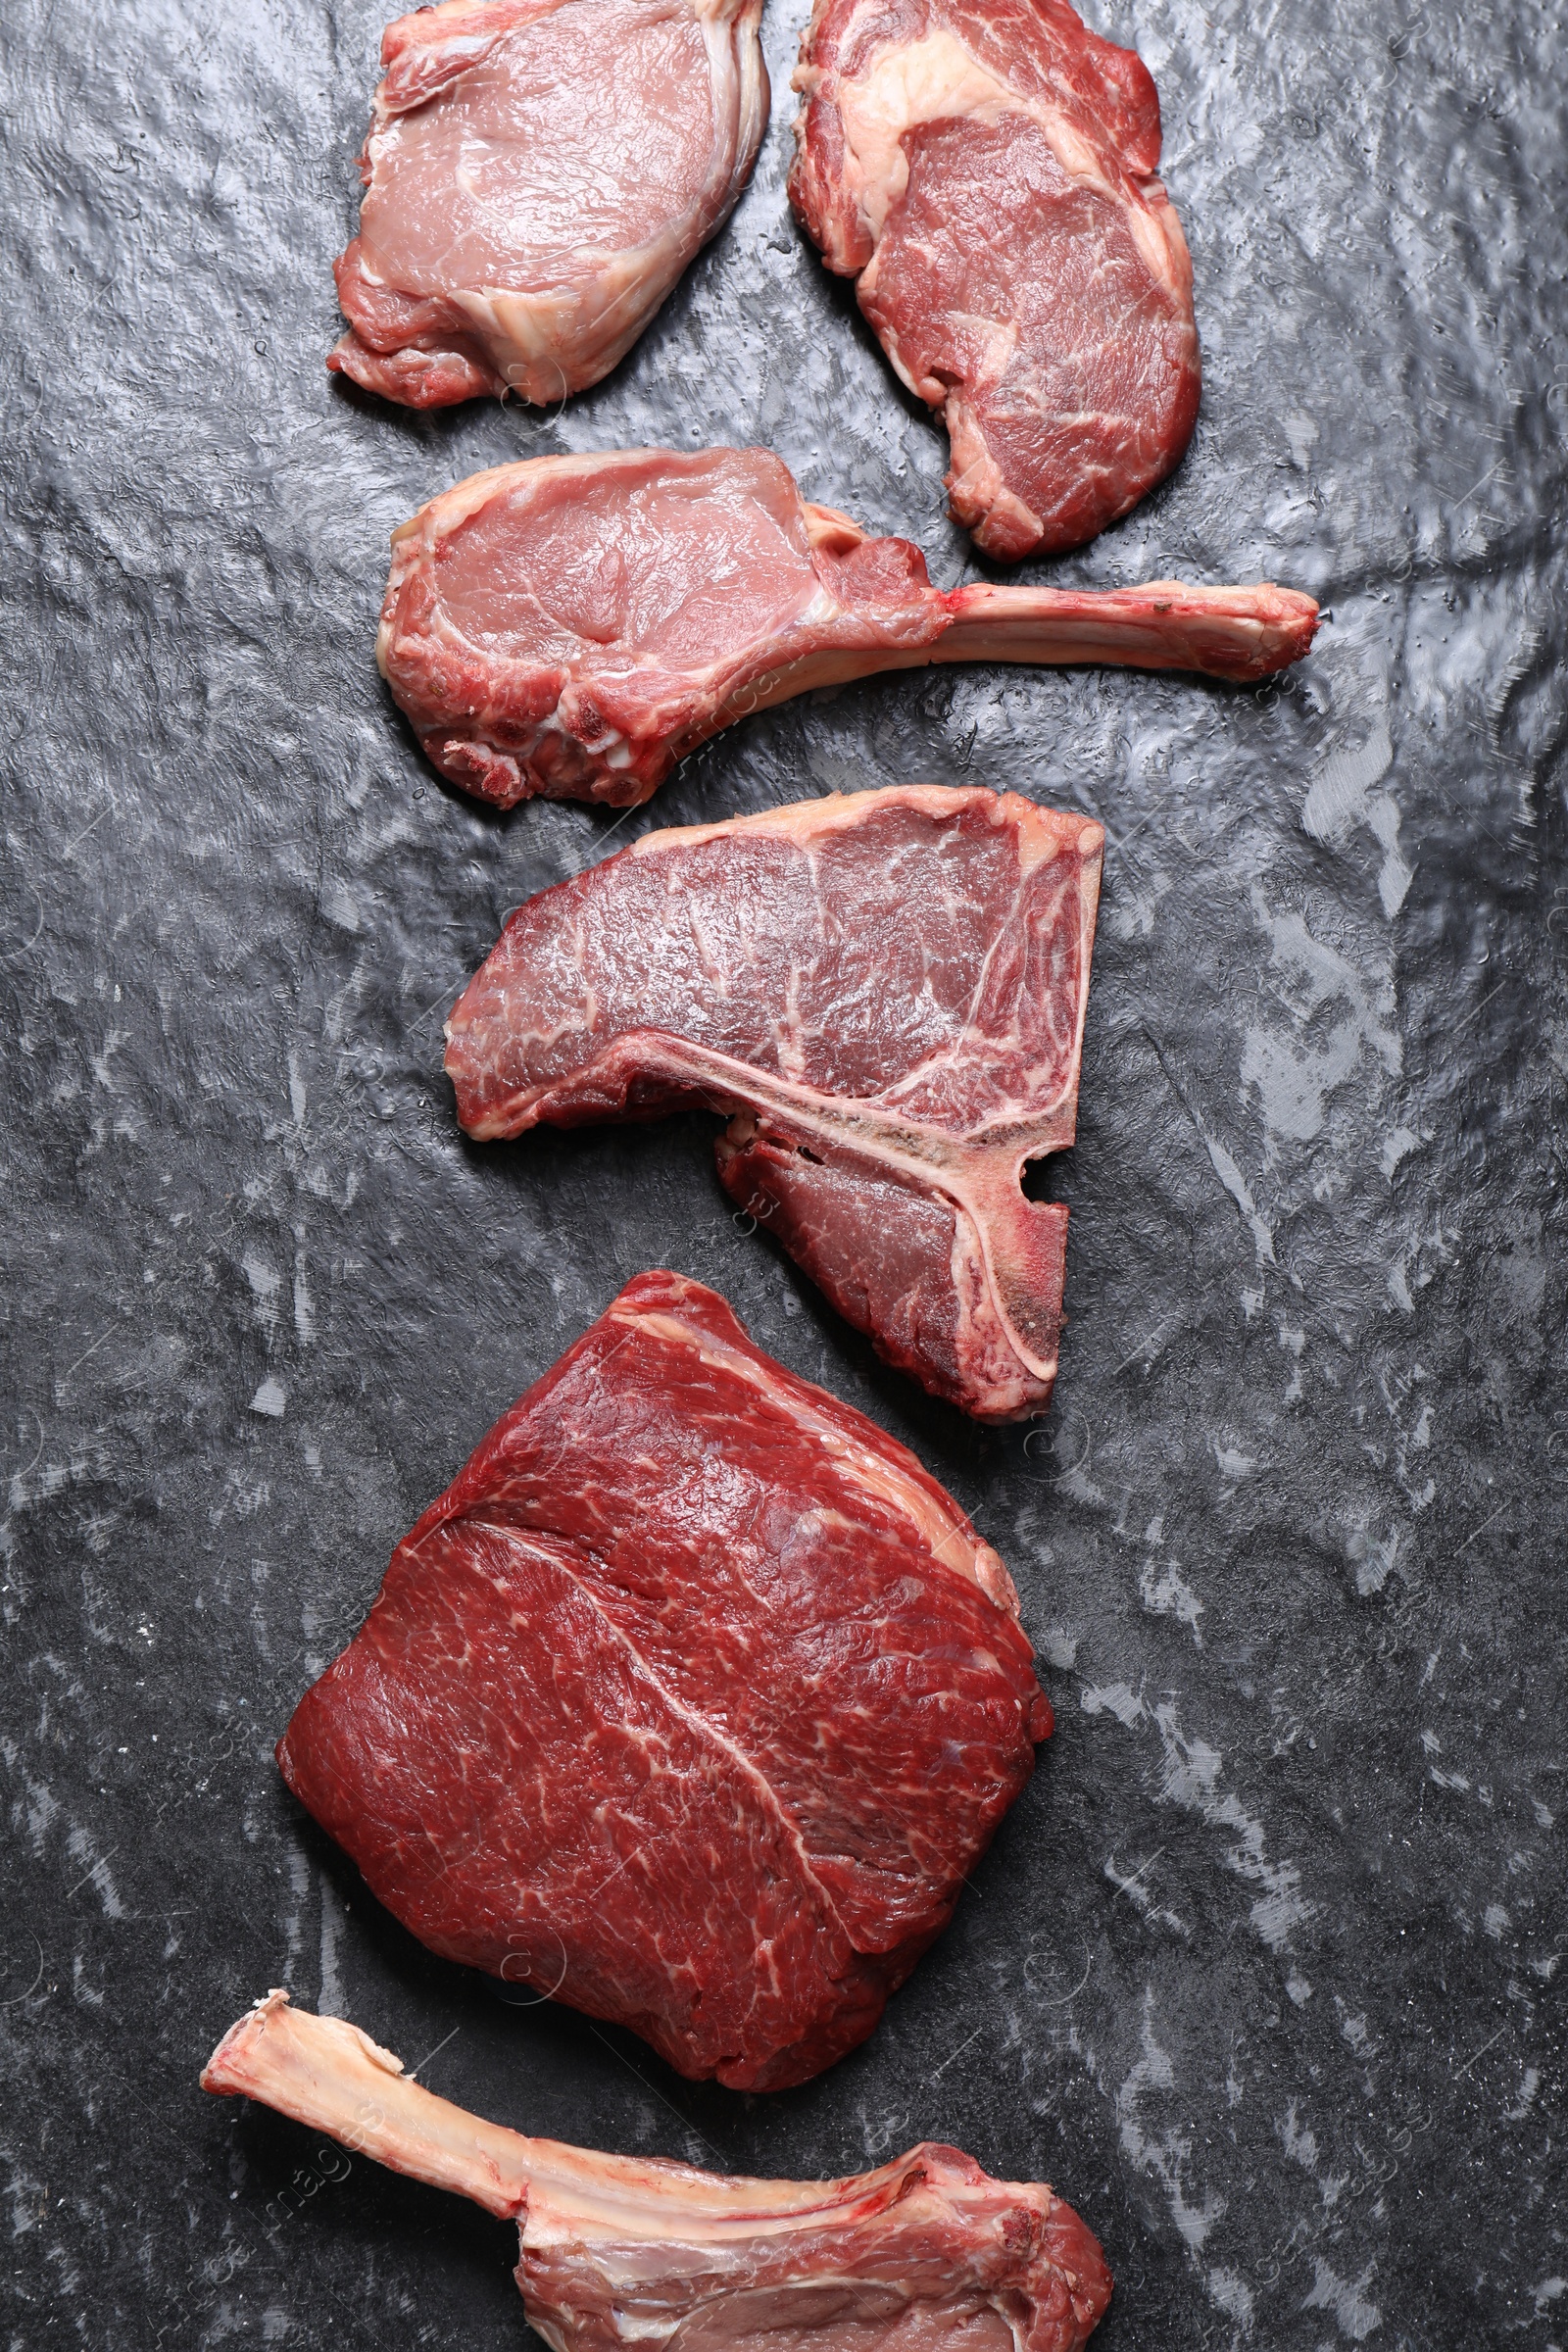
[
  {"left": 277, "top": 1271, "right": 1052, "bottom": 2087},
  {"left": 790, "top": 0, "right": 1200, "bottom": 559},
  {"left": 446, "top": 787, "right": 1101, "bottom": 1422},
  {"left": 380, "top": 447, "right": 1317, "bottom": 808},
  {"left": 205, "top": 1993, "right": 1113, "bottom": 2352},
  {"left": 329, "top": 0, "right": 766, "bottom": 408}
]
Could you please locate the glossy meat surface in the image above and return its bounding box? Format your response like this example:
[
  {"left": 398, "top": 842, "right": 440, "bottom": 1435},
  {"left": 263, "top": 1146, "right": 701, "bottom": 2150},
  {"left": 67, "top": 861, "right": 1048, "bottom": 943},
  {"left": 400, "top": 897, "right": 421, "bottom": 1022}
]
[
  {"left": 446, "top": 788, "right": 1103, "bottom": 1420},
  {"left": 276, "top": 1273, "right": 1052, "bottom": 2086},
  {"left": 789, "top": 0, "right": 1200, "bottom": 557},
  {"left": 329, "top": 0, "right": 766, "bottom": 407},
  {"left": 204, "top": 1994, "right": 1112, "bottom": 2352},
  {"left": 378, "top": 447, "right": 1319, "bottom": 808}
]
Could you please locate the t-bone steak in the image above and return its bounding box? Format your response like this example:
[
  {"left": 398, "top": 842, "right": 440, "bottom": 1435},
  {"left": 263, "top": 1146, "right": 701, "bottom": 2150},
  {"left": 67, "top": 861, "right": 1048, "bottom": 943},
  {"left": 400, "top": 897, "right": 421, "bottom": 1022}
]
[
  {"left": 377, "top": 446, "right": 1319, "bottom": 808},
  {"left": 204, "top": 1993, "right": 1113, "bottom": 2352},
  {"left": 329, "top": 0, "right": 766, "bottom": 408},
  {"left": 790, "top": 0, "right": 1200, "bottom": 559},
  {"left": 445, "top": 787, "right": 1102, "bottom": 1422},
  {"left": 276, "top": 1272, "right": 1053, "bottom": 2088}
]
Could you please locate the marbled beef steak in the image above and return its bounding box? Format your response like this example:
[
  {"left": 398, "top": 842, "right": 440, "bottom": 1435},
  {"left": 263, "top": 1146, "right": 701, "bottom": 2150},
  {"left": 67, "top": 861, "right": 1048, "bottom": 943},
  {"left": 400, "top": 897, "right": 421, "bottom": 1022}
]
[
  {"left": 330, "top": 0, "right": 766, "bottom": 406},
  {"left": 205, "top": 1994, "right": 1112, "bottom": 2351},
  {"left": 446, "top": 786, "right": 1103, "bottom": 1423},
  {"left": 276, "top": 1272, "right": 1053, "bottom": 2089},
  {"left": 377, "top": 446, "right": 1317, "bottom": 808},
  {"left": 790, "top": 0, "right": 1200, "bottom": 558}
]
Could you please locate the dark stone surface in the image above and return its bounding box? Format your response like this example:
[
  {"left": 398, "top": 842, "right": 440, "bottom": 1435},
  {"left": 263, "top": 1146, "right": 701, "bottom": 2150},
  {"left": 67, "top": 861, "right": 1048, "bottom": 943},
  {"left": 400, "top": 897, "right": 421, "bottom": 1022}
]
[{"left": 2, "top": 1, "right": 1564, "bottom": 2346}]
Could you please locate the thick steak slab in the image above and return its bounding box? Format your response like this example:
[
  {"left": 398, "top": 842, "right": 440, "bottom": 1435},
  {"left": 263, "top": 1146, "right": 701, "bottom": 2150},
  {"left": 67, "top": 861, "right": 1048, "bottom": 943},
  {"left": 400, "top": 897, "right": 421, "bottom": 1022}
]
[
  {"left": 205, "top": 1994, "right": 1113, "bottom": 2352},
  {"left": 277, "top": 1272, "right": 1052, "bottom": 2089},
  {"left": 330, "top": 0, "right": 766, "bottom": 407},
  {"left": 446, "top": 786, "right": 1102, "bottom": 1421},
  {"left": 378, "top": 447, "right": 1317, "bottom": 808},
  {"left": 790, "top": 0, "right": 1200, "bottom": 558}
]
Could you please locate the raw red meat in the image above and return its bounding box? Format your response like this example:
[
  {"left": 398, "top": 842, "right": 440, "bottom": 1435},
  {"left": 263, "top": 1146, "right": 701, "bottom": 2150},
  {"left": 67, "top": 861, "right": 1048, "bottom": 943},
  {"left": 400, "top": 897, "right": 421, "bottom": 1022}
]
[
  {"left": 379, "top": 447, "right": 1318, "bottom": 808},
  {"left": 204, "top": 1993, "right": 1113, "bottom": 2352},
  {"left": 277, "top": 1271, "right": 1052, "bottom": 2088},
  {"left": 790, "top": 0, "right": 1200, "bottom": 559},
  {"left": 446, "top": 786, "right": 1101, "bottom": 1423},
  {"left": 329, "top": 0, "right": 767, "bottom": 408}
]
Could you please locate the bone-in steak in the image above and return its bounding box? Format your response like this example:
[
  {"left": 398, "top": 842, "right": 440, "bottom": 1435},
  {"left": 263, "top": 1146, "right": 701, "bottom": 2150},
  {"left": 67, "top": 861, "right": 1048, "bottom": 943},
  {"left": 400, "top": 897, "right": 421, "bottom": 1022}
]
[
  {"left": 205, "top": 1994, "right": 1113, "bottom": 2352},
  {"left": 330, "top": 0, "right": 766, "bottom": 408},
  {"left": 445, "top": 787, "right": 1102, "bottom": 1423},
  {"left": 790, "top": 0, "right": 1200, "bottom": 559},
  {"left": 276, "top": 1272, "right": 1052, "bottom": 2088},
  {"left": 380, "top": 447, "right": 1317, "bottom": 808}
]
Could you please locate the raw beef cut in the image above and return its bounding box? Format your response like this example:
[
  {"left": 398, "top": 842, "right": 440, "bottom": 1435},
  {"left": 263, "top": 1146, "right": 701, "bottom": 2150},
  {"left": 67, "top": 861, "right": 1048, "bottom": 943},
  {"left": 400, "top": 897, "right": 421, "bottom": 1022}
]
[
  {"left": 383, "top": 449, "right": 1325, "bottom": 808},
  {"left": 446, "top": 787, "right": 1101, "bottom": 1422},
  {"left": 204, "top": 1993, "right": 1113, "bottom": 2352},
  {"left": 276, "top": 1271, "right": 1052, "bottom": 2088},
  {"left": 380, "top": 446, "right": 1318, "bottom": 808},
  {"left": 790, "top": 0, "right": 1200, "bottom": 559},
  {"left": 329, "top": 0, "right": 767, "bottom": 408}
]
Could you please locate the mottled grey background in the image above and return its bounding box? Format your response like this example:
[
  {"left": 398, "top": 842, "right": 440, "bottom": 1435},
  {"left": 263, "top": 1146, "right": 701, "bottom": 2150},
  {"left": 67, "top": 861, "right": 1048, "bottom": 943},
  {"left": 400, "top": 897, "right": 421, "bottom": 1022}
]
[{"left": 2, "top": 0, "right": 1564, "bottom": 2346}]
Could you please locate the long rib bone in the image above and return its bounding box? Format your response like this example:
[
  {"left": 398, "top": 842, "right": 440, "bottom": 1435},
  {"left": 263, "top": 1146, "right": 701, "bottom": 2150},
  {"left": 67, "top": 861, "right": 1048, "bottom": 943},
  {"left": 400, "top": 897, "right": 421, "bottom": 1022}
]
[{"left": 203, "top": 1991, "right": 1113, "bottom": 2352}]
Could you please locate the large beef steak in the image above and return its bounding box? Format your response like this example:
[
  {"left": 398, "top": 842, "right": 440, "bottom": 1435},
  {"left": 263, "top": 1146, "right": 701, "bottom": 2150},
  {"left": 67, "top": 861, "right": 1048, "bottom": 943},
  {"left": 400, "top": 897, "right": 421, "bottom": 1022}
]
[{"left": 277, "top": 1272, "right": 1052, "bottom": 2089}]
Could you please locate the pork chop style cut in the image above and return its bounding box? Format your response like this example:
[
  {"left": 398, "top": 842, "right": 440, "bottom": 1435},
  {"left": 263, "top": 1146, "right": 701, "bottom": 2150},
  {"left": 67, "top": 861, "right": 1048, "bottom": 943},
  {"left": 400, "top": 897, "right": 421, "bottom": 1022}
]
[
  {"left": 446, "top": 787, "right": 1102, "bottom": 1423},
  {"left": 378, "top": 447, "right": 1319, "bottom": 809},
  {"left": 330, "top": 0, "right": 766, "bottom": 408},
  {"left": 790, "top": 0, "right": 1200, "bottom": 558},
  {"left": 276, "top": 1273, "right": 1052, "bottom": 2089}
]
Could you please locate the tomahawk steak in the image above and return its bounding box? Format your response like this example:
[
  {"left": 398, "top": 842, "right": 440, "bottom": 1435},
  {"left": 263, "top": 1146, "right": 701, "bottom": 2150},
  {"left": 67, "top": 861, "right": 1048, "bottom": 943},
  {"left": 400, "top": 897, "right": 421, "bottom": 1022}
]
[
  {"left": 378, "top": 446, "right": 1319, "bottom": 808},
  {"left": 205, "top": 1993, "right": 1113, "bottom": 2352},
  {"left": 446, "top": 787, "right": 1099, "bottom": 1422},
  {"left": 277, "top": 1271, "right": 1051, "bottom": 2088},
  {"left": 790, "top": 0, "right": 1200, "bottom": 559},
  {"left": 330, "top": 0, "right": 767, "bottom": 407}
]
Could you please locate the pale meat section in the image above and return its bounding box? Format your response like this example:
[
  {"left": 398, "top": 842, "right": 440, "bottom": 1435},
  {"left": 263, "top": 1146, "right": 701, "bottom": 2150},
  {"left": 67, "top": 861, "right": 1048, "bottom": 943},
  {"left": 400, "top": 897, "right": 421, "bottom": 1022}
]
[
  {"left": 445, "top": 787, "right": 1103, "bottom": 1421},
  {"left": 330, "top": 0, "right": 767, "bottom": 407},
  {"left": 204, "top": 1993, "right": 1113, "bottom": 2352},
  {"left": 376, "top": 447, "right": 1319, "bottom": 808},
  {"left": 790, "top": 0, "right": 1200, "bottom": 557}
]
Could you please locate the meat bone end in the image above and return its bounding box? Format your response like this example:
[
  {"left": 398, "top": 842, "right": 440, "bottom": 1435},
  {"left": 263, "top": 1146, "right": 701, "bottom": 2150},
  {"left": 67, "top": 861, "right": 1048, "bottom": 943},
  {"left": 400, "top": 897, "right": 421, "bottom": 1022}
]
[
  {"left": 203, "top": 1990, "right": 1115, "bottom": 2352},
  {"left": 935, "top": 577, "right": 1321, "bottom": 686}
]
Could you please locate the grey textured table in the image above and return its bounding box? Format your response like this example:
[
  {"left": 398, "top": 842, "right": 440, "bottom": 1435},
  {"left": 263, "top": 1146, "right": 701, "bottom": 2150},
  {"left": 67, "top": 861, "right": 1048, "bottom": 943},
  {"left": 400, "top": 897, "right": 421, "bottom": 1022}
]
[{"left": 2, "top": 2, "right": 1564, "bottom": 2346}]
